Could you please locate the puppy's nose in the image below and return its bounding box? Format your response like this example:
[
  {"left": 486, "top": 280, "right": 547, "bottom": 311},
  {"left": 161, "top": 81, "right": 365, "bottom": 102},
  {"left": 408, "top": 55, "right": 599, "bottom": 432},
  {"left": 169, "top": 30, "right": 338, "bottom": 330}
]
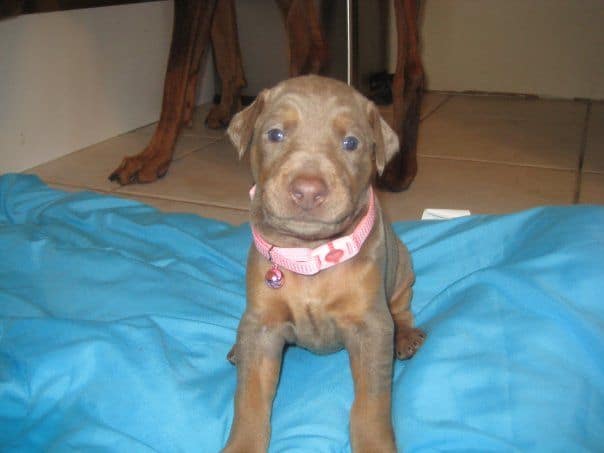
[{"left": 289, "top": 176, "right": 328, "bottom": 211}]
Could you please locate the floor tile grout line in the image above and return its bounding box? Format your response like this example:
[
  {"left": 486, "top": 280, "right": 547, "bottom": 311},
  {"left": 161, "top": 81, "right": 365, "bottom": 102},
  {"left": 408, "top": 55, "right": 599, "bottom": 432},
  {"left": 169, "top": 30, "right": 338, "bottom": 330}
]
[
  {"left": 573, "top": 101, "right": 592, "bottom": 204},
  {"left": 30, "top": 161, "right": 243, "bottom": 209},
  {"left": 171, "top": 136, "right": 225, "bottom": 163},
  {"left": 118, "top": 193, "right": 250, "bottom": 213},
  {"left": 168, "top": 200, "right": 248, "bottom": 213},
  {"left": 34, "top": 177, "right": 110, "bottom": 194},
  {"left": 420, "top": 95, "right": 452, "bottom": 122},
  {"left": 40, "top": 176, "right": 250, "bottom": 212},
  {"left": 417, "top": 154, "right": 579, "bottom": 173},
  {"left": 124, "top": 125, "right": 226, "bottom": 143},
  {"left": 114, "top": 188, "right": 249, "bottom": 211}
]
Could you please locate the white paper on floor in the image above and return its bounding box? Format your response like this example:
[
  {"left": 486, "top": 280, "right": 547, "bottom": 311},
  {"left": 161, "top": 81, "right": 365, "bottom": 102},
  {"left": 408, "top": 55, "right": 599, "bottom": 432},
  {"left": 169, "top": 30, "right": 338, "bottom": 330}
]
[{"left": 422, "top": 208, "right": 472, "bottom": 220}]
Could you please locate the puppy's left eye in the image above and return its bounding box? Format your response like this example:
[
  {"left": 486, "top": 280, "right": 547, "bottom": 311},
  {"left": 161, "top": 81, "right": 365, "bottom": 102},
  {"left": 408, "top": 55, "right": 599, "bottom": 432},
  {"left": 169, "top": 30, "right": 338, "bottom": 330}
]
[
  {"left": 267, "top": 128, "right": 285, "bottom": 143},
  {"left": 342, "top": 136, "right": 359, "bottom": 151}
]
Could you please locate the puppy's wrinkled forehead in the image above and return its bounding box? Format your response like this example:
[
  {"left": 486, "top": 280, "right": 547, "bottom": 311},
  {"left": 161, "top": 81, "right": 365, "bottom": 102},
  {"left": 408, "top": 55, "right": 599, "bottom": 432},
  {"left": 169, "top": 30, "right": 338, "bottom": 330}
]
[{"left": 263, "top": 78, "right": 365, "bottom": 132}]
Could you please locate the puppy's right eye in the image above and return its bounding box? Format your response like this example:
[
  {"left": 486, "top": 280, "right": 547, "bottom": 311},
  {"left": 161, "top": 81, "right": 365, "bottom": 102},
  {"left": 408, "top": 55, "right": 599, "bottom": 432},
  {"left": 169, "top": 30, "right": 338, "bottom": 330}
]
[
  {"left": 342, "top": 136, "right": 359, "bottom": 152},
  {"left": 267, "top": 128, "right": 285, "bottom": 143}
]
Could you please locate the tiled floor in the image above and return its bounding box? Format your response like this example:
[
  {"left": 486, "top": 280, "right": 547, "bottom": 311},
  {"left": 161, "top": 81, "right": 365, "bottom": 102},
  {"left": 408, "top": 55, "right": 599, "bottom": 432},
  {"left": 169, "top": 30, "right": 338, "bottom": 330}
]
[{"left": 27, "top": 95, "right": 604, "bottom": 225}]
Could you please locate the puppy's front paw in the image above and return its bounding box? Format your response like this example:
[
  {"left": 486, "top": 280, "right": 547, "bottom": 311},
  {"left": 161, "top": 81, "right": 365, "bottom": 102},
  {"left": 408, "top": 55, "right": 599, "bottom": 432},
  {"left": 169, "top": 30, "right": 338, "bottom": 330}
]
[{"left": 395, "top": 327, "right": 426, "bottom": 360}]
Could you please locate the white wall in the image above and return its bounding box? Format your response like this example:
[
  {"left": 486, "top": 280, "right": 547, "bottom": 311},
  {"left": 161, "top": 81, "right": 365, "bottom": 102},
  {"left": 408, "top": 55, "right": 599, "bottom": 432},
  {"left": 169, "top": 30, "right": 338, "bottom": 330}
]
[
  {"left": 236, "top": 0, "right": 604, "bottom": 101},
  {"left": 0, "top": 1, "right": 215, "bottom": 173},
  {"left": 235, "top": 1, "right": 288, "bottom": 97},
  {"left": 389, "top": 0, "right": 604, "bottom": 100}
]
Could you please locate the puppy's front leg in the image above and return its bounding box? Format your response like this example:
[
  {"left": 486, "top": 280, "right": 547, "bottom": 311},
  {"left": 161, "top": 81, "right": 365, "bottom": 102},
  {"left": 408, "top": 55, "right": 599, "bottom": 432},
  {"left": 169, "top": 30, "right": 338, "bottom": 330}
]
[
  {"left": 344, "top": 311, "right": 397, "bottom": 453},
  {"left": 223, "top": 314, "right": 285, "bottom": 453}
]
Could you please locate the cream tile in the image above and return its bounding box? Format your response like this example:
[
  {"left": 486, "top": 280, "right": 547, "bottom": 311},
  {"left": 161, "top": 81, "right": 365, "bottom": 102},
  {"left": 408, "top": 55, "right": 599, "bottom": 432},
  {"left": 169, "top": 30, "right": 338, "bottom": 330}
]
[
  {"left": 578, "top": 173, "right": 604, "bottom": 205},
  {"left": 417, "top": 95, "right": 587, "bottom": 170},
  {"left": 379, "top": 157, "right": 576, "bottom": 221},
  {"left": 433, "top": 94, "right": 585, "bottom": 121},
  {"left": 116, "top": 138, "right": 253, "bottom": 209},
  {"left": 27, "top": 129, "right": 214, "bottom": 191},
  {"left": 133, "top": 104, "right": 228, "bottom": 140},
  {"left": 27, "top": 132, "right": 145, "bottom": 191},
  {"left": 583, "top": 102, "right": 604, "bottom": 173}
]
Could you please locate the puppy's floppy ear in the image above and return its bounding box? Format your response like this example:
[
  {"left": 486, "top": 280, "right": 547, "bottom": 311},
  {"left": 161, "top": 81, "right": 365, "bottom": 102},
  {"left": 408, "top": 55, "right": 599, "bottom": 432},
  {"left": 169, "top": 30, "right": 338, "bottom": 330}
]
[
  {"left": 227, "top": 90, "right": 268, "bottom": 159},
  {"left": 367, "top": 102, "right": 399, "bottom": 175}
]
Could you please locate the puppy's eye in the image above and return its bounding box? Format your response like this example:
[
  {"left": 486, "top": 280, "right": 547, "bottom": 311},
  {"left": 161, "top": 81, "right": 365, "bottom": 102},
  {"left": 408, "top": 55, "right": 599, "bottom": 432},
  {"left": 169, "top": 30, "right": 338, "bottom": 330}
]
[
  {"left": 267, "top": 128, "right": 285, "bottom": 143},
  {"left": 342, "top": 136, "right": 359, "bottom": 151}
]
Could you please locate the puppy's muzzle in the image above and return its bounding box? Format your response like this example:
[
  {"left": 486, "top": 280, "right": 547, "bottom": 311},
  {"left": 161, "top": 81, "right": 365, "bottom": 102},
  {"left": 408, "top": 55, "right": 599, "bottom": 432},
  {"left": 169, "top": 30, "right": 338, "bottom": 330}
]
[{"left": 289, "top": 176, "right": 329, "bottom": 211}]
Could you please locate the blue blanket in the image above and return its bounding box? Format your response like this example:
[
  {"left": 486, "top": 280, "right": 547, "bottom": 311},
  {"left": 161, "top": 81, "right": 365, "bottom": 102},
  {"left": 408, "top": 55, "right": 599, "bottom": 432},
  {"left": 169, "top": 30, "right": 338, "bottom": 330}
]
[{"left": 1, "top": 174, "right": 603, "bottom": 452}]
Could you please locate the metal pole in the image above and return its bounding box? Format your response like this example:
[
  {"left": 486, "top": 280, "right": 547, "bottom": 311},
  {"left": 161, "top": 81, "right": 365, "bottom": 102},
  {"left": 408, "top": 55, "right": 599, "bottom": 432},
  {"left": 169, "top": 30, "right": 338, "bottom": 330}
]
[{"left": 346, "top": 0, "right": 353, "bottom": 85}]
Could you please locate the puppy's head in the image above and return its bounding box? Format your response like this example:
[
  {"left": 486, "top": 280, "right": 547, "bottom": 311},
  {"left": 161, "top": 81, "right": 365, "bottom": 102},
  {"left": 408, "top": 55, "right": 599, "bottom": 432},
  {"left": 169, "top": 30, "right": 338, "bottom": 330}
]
[{"left": 228, "top": 75, "right": 398, "bottom": 240}]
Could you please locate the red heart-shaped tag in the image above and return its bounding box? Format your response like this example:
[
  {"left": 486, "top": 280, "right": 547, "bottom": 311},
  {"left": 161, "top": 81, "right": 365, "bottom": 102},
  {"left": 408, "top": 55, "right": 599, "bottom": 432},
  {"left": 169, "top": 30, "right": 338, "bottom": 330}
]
[{"left": 325, "top": 249, "right": 344, "bottom": 263}]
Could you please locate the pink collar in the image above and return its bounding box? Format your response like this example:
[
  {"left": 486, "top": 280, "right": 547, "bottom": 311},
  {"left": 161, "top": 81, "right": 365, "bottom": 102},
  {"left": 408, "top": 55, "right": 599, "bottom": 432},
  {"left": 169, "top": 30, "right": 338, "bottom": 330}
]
[{"left": 250, "top": 187, "right": 376, "bottom": 276}]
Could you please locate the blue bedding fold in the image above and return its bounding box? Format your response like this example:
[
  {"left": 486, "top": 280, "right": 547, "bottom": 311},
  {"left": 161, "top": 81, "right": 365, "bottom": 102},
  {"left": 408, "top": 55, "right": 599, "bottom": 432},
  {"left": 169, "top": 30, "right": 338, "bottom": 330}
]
[{"left": 1, "top": 174, "right": 603, "bottom": 452}]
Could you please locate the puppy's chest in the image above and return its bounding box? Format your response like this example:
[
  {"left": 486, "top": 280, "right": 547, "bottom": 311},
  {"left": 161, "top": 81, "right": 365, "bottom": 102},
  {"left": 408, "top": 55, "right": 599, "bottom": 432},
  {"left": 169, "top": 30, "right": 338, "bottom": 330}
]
[
  {"left": 287, "top": 294, "right": 341, "bottom": 353},
  {"left": 280, "top": 263, "right": 377, "bottom": 353}
]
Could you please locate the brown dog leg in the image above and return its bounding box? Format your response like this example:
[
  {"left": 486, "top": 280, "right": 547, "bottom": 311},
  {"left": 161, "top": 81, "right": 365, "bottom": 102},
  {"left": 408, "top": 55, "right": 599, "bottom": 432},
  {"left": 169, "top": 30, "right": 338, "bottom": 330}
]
[
  {"left": 206, "top": 0, "right": 247, "bottom": 129},
  {"left": 109, "top": 0, "right": 214, "bottom": 185},
  {"left": 344, "top": 312, "right": 397, "bottom": 453},
  {"left": 223, "top": 315, "right": 285, "bottom": 453},
  {"left": 277, "top": 0, "right": 328, "bottom": 76},
  {"left": 182, "top": 1, "right": 213, "bottom": 129},
  {"left": 377, "top": 0, "right": 424, "bottom": 192}
]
